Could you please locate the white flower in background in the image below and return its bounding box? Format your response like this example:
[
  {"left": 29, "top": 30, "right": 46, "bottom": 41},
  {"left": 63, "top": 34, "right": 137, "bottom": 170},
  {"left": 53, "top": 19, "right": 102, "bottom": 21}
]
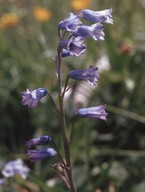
[
  {"left": 2, "top": 159, "right": 30, "bottom": 179},
  {"left": 96, "top": 54, "right": 111, "bottom": 72},
  {"left": 125, "top": 78, "right": 135, "bottom": 91}
]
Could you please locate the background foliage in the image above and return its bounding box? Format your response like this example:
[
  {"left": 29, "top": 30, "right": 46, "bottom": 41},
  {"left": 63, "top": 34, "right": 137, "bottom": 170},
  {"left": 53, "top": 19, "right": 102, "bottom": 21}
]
[{"left": 0, "top": 0, "right": 145, "bottom": 191}]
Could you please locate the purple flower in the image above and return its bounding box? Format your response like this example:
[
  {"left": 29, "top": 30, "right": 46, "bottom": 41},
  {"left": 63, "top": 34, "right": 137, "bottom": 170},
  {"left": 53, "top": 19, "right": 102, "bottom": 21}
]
[
  {"left": 73, "top": 23, "right": 105, "bottom": 41},
  {"left": 0, "top": 178, "right": 6, "bottom": 185},
  {"left": 76, "top": 105, "right": 108, "bottom": 120},
  {"left": 2, "top": 159, "right": 30, "bottom": 179},
  {"left": 69, "top": 66, "right": 99, "bottom": 85},
  {"left": 20, "top": 88, "right": 48, "bottom": 109},
  {"left": 60, "top": 36, "right": 86, "bottom": 57},
  {"left": 25, "top": 136, "right": 52, "bottom": 149},
  {"left": 28, "top": 148, "right": 57, "bottom": 162},
  {"left": 78, "top": 8, "right": 113, "bottom": 24},
  {"left": 58, "top": 12, "right": 82, "bottom": 32}
]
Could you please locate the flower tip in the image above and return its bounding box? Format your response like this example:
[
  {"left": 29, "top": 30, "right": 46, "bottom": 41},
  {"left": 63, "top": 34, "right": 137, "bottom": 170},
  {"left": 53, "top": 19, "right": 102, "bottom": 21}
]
[
  {"left": 101, "top": 113, "right": 108, "bottom": 121},
  {"left": 48, "top": 148, "right": 57, "bottom": 156}
]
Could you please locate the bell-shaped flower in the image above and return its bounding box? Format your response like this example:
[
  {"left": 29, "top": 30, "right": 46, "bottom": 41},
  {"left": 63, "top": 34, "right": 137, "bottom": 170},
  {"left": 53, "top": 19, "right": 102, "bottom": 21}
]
[
  {"left": 73, "top": 23, "right": 105, "bottom": 41},
  {"left": 20, "top": 88, "right": 48, "bottom": 109},
  {"left": 60, "top": 36, "right": 86, "bottom": 57},
  {"left": 2, "top": 159, "right": 30, "bottom": 179},
  {"left": 78, "top": 8, "right": 113, "bottom": 24},
  {"left": 25, "top": 136, "right": 52, "bottom": 149},
  {"left": 76, "top": 105, "right": 108, "bottom": 120},
  {"left": 27, "top": 148, "right": 57, "bottom": 162},
  {"left": 69, "top": 66, "right": 99, "bottom": 85},
  {"left": 58, "top": 12, "right": 82, "bottom": 32}
]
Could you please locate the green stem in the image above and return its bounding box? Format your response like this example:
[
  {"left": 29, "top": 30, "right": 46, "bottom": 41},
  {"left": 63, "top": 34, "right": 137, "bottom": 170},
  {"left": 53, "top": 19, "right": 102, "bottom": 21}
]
[
  {"left": 59, "top": 94, "right": 76, "bottom": 191},
  {"left": 62, "top": 75, "right": 70, "bottom": 97},
  {"left": 56, "top": 36, "right": 76, "bottom": 191},
  {"left": 49, "top": 164, "right": 70, "bottom": 188},
  {"left": 69, "top": 118, "right": 76, "bottom": 145},
  {"left": 47, "top": 92, "right": 59, "bottom": 114},
  {"left": 51, "top": 139, "right": 66, "bottom": 167}
]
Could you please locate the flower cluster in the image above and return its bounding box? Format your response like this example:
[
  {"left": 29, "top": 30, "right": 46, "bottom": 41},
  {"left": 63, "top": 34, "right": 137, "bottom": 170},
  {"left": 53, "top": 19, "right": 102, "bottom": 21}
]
[
  {"left": 0, "top": 159, "right": 30, "bottom": 183},
  {"left": 57, "top": 8, "right": 112, "bottom": 120},
  {"left": 20, "top": 8, "right": 112, "bottom": 111},
  {"left": 58, "top": 8, "right": 112, "bottom": 57},
  {"left": 25, "top": 136, "right": 57, "bottom": 162}
]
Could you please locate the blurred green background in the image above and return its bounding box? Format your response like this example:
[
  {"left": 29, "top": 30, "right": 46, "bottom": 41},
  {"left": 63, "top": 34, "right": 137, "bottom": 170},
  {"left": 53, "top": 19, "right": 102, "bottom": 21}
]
[{"left": 0, "top": 0, "right": 145, "bottom": 191}]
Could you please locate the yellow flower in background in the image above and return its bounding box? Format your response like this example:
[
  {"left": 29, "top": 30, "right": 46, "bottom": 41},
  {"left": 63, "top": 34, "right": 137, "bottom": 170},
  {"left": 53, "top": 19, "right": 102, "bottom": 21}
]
[
  {"left": 71, "top": 0, "right": 91, "bottom": 11},
  {"left": 33, "top": 6, "right": 51, "bottom": 22},
  {"left": 0, "top": 13, "right": 19, "bottom": 29}
]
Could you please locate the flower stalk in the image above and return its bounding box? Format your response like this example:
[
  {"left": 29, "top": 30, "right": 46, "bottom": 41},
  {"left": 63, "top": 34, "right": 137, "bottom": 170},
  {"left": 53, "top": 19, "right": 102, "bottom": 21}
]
[
  {"left": 20, "top": 7, "right": 113, "bottom": 191},
  {"left": 57, "top": 34, "right": 76, "bottom": 191}
]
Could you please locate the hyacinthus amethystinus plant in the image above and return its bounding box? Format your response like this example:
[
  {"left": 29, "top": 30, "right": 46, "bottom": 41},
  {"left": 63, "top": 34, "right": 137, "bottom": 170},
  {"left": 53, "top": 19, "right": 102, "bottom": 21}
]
[{"left": 21, "top": 8, "right": 113, "bottom": 192}]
